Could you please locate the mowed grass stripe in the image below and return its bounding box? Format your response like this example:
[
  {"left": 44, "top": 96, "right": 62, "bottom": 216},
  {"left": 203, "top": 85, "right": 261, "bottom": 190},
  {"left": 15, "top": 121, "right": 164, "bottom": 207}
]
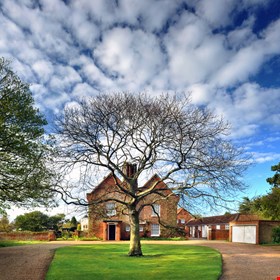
[{"left": 46, "top": 244, "right": 221, "bottom": 280}]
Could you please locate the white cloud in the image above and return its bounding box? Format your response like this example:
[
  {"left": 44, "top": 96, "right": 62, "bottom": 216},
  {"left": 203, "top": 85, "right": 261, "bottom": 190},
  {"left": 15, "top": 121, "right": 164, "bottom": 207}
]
[
  {"left": 32, "top": 60, "right": 54, "bottom": 83},
  {"left": 164, "top": 12, "right": 230, "bottom": 87},
  {"left": 251, "top": 152, "right": 280, "bottom": 164},
  {"left": 94, "top": 27, "right": 164, "bottom": 89},
  {"left": 0, "top": 0, "right": 279, "bottom": 140},
  {"left": 202, "top": 83, "right": 280, "bottom": 139},
  {"left": 194, "top": 0, "right": 237, "bottom": 28},
  {"left": 213, "top": 19, "right": 280, "bottom": 87},
  {"left": 49, "top": 65, "right": 81, "bottom": 92},
  {"left": 71, "top": 83, "right": 98, "bottom": 99}
]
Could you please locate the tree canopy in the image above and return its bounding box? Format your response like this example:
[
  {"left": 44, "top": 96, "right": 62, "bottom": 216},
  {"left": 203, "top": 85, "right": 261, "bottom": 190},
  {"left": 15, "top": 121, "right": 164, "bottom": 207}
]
[
  {"left": 56, "top": 92, "right": 250, "bottom": 256},
  {"left": 267, "top": 162, "right": 280, "bottom": 187},
  {"left": 14, "top": 211, "right": 65, "bottom": 232},
  {"left": 238, "top": 162, "right": 280, "bottom": 220},
  {"left": 0, "top": 57, "right": 54, "bottom": 210}
]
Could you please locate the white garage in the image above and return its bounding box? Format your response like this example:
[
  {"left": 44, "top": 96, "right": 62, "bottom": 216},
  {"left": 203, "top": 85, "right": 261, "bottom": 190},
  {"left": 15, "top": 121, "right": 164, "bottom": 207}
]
[{"left": 232, "top": 225, "right": 257, "bottom": 244}]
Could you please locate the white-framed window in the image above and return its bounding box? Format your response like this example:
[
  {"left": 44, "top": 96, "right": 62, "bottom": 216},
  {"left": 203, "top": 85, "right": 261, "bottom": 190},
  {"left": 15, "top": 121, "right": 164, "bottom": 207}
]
[
  {"left": 151, "top": 224, "right": 160, "bottom": 236},
  {"left": 106, "top": 202, "right": 116, "bottom": 216},
  {"left": 216, "top": 225, "right": 221, "bottom": 230},
  {"left": 225, "top": 224, "right": 230, "bottom": 230},
  {"left": 139, "top": 225, "right": 144, "bottom": 232},
  {"left": 151, "top": 204, "right": 160, "bottom": 217},
  {"left": 180, "top": 219, "right": 185, "bottom": 224},
  {"left": 125, "top": 225, "right": 130, "bottom": 232}
]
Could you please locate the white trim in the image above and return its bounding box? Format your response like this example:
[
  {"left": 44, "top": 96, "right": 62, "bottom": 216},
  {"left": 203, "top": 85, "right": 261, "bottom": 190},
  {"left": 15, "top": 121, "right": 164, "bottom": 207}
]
[
  {"left": 151, "top": 224, "right": 160, "bottom": 236},
  {"left": 106, "top": 202, "right": 116, "bottom": 216}
]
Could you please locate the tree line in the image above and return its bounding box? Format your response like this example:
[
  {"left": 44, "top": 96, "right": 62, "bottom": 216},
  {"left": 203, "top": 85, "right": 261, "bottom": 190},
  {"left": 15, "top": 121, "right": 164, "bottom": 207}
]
[{"left": 0, "top": 211, "right": 78, "bottom": 233}]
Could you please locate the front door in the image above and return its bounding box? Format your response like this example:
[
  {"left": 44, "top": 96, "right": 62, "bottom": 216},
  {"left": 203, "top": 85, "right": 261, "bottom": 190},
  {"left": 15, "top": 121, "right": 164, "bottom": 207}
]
[{"left": 108, "top": 224, "right": 116, "bottom": 240}]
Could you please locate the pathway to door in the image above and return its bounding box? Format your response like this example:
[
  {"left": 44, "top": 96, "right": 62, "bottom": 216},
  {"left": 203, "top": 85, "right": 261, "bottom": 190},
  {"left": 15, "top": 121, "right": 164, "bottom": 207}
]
[{"left": 0, "top": 240, "right": 279, "bottom": 280}]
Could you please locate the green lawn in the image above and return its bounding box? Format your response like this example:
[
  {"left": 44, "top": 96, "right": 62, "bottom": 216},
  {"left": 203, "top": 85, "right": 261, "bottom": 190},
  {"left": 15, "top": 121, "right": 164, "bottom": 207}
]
[
  {"left": 46, "top": 244, "right": 222, "bottom": 280},
  {"left": 0, "top": 240, "right": 44, "bottom": 247}
]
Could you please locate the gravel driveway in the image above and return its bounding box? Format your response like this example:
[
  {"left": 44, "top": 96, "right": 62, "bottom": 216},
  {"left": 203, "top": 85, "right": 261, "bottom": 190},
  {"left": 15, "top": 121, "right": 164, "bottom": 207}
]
[{"left": 0, "top": 240, "right": 279, "bottom": 280}]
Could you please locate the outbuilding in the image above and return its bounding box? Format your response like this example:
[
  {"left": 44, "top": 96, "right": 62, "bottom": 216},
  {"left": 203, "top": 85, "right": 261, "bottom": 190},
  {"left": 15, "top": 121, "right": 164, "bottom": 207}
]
[
  {"left": 230, "top": 216, "right": 280, "bottom": 244},
  {"left": 187, "top": 213, "right": 280, "bottom": 244}
]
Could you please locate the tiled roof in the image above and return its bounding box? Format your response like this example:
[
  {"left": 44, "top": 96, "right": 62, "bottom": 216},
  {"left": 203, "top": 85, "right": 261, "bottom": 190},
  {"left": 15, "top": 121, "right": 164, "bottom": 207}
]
[{"left": 186, "top": 213, "right": 239, "bottom": 225}]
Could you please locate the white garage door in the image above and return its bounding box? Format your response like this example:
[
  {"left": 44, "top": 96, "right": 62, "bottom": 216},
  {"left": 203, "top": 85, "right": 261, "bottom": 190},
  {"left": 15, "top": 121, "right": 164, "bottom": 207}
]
[{"left": 232, "top": 225, "right": 256, "bottom": 244}]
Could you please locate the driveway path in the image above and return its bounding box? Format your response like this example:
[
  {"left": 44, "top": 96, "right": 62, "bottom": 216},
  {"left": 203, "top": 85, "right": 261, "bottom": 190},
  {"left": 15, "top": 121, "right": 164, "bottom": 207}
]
[
  {"left": 186, "top": 240, "right": 280, "bottom": 280},
  {"left": 0, "top": 240, "right": 279, "bottom": 280}
]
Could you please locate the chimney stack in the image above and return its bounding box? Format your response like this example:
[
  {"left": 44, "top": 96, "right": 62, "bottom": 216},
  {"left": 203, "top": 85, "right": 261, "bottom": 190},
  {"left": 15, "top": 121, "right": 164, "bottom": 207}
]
[{"left": 123, "top": 162, "right": 137, "bottom": 178}]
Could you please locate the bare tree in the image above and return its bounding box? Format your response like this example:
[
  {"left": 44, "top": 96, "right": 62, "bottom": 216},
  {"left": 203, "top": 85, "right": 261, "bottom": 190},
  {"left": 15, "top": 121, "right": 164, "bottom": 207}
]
[{"left": 55, "top": 92, "right": 249, "bottom": 256}]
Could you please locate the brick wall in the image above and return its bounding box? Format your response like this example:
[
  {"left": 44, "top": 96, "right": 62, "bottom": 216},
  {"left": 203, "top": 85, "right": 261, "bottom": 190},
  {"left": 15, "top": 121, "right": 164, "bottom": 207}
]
[{"left": 0, "top": 231, "right": 56, "bottom": 241}]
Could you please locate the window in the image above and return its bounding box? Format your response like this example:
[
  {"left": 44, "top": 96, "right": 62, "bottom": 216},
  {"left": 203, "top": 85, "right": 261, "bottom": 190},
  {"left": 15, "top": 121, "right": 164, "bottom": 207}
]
[
  {"left": 151, "top": 204, "right": 160, "bottom": 217},
  {"left": 181, "top": 219, "right": 185, "bottom": 224},
  {"left": 225, "top": 224, "right": 230, "bottom": 230},
  {"left": 216, "top": 225, "right": 221, "bottom": 230},
  {"left": 125, "top": 225, "right": 130, "bottom": 232},
  {"left": 151, "top": 224, "right": 160, "bottom": 236},
  {"left": 139, "top": 226, "right": 144, "bottom": 232},
  {"left": 106, "top": 202, "right": 116, "bottom": 216}
]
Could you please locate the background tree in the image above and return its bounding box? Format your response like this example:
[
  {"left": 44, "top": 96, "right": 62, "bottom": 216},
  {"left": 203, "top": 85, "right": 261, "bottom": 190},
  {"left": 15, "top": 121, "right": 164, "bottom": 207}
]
[
  {"left": 238, "top": 162, "right": 280, "bottom": 220},
  {"left": 0, "top": 212, "right": 13, "bottom": 232},
  {"left": 15, "top": 211, "right": 49, "bottom": 232},
  {"left": 266, "top": 162, "right": 280, "bottom": 187},
  {"left": 238, "top": 196, "right": 264, "bottom": 216},
  {"left": 14, "top": 211, "right": 65, "bottom": 232},
  {"left": 70, "top": 216, "right": 78, "bottom": 229},
  {"left": 47, "top": 213, "right": 65, "bottom": 231},
  {"left": 261, "top": 163, "right": 280, "bottom": 220},
  {"left": 258, "top": 187, "right": 280, "bottom": 220},
  {"left": 0, "top": 57, "right": 54, "bottom": 210},
  {"left": 55, "top": 92, "right": 249, "bottom": 256}
]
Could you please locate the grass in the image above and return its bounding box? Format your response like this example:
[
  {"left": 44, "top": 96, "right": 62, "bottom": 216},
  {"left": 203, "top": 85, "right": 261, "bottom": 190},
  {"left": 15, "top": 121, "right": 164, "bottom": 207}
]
[
  {"left": 0, "top": 240, "right": 44, "bottom": 247},
  {"left": 46, "top": 244, "right": 222, "bottom": 280}
]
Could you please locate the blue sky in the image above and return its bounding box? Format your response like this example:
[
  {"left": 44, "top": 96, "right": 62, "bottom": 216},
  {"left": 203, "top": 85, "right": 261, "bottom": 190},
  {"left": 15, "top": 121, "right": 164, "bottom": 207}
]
[{"left": 1, "top": 0, "right": 280, "bottom": 218}]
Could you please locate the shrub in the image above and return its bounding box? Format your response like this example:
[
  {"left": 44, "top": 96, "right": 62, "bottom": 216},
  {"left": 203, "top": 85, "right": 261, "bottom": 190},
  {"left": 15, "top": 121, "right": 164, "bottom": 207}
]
[
  {"left": 62, "top": 230, "right": 72, "bottom": 240},
  {"left": 272, "top": 226, "right": 280, "bottom": 243}
]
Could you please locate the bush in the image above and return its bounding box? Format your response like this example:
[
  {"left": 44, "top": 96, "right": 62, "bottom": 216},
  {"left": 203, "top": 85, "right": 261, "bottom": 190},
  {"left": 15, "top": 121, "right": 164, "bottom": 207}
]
[
  {"left": 272, "top": 226, "right": 280, "bottom": 243},
  {"left": 62, "top": 230, "right": 72, "bottom": 240}
]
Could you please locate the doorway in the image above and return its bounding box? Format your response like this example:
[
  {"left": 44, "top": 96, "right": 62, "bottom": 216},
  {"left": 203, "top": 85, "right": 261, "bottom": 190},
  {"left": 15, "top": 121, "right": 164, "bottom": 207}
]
[{"left": 108, "top": 224, "right": 116, "bottom": 240}]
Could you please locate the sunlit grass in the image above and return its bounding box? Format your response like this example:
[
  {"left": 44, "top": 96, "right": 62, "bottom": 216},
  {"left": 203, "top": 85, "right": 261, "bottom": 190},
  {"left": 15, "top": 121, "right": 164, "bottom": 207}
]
[
  {"left": 46, "top": 244, "right": 221, "bottom": 280},
  {"left": 0, "top": 240, "right": 45, "bottom": 247}
]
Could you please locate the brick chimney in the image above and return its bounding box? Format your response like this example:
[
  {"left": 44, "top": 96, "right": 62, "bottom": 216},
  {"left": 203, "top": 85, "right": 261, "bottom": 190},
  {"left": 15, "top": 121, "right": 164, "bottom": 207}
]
[{"left": 123, "top": 162, "right": 137, "bottom": 178}]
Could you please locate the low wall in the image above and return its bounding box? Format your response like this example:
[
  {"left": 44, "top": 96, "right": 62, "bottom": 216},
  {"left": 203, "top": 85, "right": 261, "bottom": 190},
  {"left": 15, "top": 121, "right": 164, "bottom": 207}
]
[{"left": 0, "top": 231, "right": 56, "bottom": 241}]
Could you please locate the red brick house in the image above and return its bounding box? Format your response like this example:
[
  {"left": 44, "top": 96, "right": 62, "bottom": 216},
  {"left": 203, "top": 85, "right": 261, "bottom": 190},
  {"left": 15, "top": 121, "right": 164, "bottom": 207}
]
[
  {"left": 177, "top": 207, "right": 194, "bottom": 236},
  {"left": 86, "top": 170, "right": 188, "bottom": 240}
]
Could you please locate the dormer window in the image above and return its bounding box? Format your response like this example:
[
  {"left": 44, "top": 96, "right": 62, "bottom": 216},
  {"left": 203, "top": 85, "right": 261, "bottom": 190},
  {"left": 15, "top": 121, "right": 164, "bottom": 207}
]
[
  {"left": 106, "top": 202, "right": 116, "bottom": 216},
  {"left": 151, "top": 204, "right": 160, "bottom": 217}
]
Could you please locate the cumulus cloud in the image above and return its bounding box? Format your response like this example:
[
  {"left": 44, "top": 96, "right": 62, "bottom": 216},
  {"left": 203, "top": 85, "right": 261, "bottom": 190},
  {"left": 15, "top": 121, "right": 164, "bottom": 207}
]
[
  {"left": 200, "top": 83, "right": 280, "bottom": 138},
  {"left": 94, "top": 27, "right": 164, "bottom": 89},
  {"left": 0, "top": 0, "right": 279, "bottom": 143},
  {"left": 251, "top": 152, "right": 280, "bottom": 164}
]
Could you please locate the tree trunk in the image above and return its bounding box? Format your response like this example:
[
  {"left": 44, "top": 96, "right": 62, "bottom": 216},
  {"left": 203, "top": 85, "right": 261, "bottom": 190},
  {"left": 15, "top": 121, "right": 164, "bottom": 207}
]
[{"left": 128, "top": 209, "right": 143, "bottom": 256}]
